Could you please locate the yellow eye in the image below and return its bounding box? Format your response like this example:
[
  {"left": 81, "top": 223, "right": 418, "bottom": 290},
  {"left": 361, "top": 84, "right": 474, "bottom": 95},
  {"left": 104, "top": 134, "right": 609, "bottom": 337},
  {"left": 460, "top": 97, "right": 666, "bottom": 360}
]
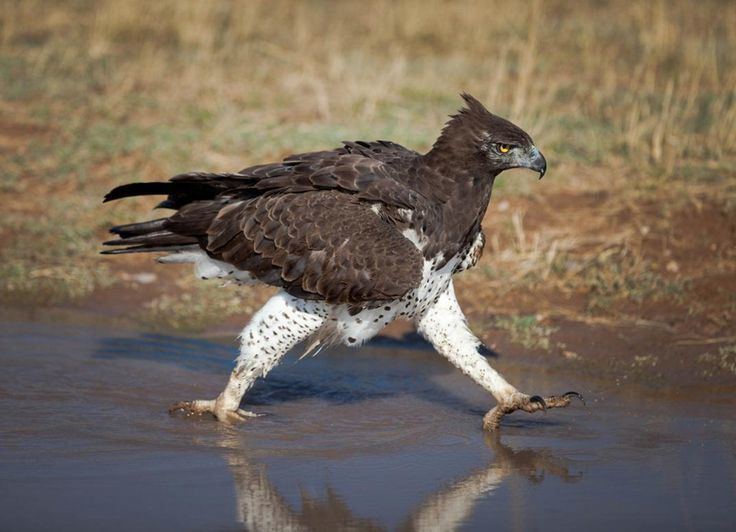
[{"left": 499, "top": 144, "right": 511, "bottom": 153}]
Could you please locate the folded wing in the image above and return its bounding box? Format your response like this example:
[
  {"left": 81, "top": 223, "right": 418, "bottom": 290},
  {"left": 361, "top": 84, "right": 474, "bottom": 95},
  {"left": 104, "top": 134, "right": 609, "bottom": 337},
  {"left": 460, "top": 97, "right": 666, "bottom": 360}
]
[{"left": 102, "top": 141, "right": 425, "bottom": 304}]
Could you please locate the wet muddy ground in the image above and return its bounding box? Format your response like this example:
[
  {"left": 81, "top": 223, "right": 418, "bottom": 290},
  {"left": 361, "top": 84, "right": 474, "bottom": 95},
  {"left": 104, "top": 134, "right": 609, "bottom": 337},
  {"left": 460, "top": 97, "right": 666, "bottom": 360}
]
[{"left": 1, "top": 316, "right": 735, "bottom": 531}]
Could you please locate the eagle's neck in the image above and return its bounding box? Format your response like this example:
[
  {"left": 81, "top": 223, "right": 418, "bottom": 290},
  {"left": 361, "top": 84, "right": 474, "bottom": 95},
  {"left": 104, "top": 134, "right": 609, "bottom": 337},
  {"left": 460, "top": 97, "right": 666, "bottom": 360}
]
[{"left": 415, "top": 150, "right": 498, "bottom": 264}]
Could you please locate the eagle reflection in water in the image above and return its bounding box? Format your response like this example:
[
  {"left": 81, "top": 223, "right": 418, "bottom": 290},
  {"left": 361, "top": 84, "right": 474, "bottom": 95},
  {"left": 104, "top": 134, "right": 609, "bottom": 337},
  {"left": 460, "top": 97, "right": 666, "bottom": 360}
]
[{"left": 215, "top": 432, "right": 582, "bottom": 531}]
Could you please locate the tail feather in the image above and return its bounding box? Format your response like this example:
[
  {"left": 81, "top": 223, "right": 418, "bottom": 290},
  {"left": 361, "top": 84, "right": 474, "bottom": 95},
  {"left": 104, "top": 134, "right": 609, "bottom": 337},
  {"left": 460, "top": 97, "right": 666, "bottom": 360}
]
[
  {"left": 103, "top": 182, "right": 180, "bottom": 203},
  {"left": 103, "top": 173, "right": 251, "bottom": 204},
  {"left": 102, "top": 172, "right": 250, "bottom": 257},
  {"left": 103, "top": 230, "right": 195, "bottom": 247},
  {"left": 109, "top": 218, "right": 168, "bottom": 238},
  {"left": 100, "top": 244, "right": 198, "bottom": 255}
]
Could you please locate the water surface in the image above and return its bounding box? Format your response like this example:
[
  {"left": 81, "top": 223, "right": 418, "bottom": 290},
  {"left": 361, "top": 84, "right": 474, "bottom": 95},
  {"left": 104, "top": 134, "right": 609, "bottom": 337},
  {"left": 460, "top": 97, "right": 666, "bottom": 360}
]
[{"left": 1, "top": 320, "right": 734, "bottom": 530}]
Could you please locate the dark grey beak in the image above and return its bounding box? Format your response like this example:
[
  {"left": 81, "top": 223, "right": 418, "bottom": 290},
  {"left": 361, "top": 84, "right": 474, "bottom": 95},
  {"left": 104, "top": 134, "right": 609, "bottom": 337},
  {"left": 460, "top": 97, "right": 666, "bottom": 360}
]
[{"left": 527, "top": 148, "right": 547, "bottom": 179}]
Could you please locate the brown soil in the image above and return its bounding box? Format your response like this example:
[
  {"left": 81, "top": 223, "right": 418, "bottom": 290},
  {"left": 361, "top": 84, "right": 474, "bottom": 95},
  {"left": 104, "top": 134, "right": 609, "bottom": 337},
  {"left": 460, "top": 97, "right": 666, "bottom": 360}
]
[{"left": 455, "top": 184, "right": 736, "bottom": 389}]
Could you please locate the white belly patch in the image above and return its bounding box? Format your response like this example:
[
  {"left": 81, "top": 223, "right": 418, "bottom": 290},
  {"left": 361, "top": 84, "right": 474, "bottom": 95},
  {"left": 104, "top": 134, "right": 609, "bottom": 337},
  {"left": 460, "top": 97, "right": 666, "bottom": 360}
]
[
  {"left": 158, "top": 250, "right": 256, "bottom": 284},
  {"left": 330, "top": 256, "right": 458, "bottom": 346},
  {"left": 159, "top": 249, "right": 460, "bottom": 350}
]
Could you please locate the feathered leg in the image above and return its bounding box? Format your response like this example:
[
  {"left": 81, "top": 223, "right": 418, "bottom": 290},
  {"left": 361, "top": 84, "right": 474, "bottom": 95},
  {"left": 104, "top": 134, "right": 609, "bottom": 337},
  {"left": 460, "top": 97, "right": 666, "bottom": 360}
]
[
  {"left": 170, "top": 291, "right": 326, "bottom": 422},
  {"left": 415, "top": 282, "right": 583, "bottom": 430}
]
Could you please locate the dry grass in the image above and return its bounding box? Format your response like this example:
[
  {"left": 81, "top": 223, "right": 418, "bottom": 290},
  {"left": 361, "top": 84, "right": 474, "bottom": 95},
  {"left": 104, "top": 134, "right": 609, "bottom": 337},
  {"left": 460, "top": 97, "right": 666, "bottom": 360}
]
[
  {"left": 698, "top": 344, "right": 736, "bottom": 377},
  {"left": 1, "top": 0, "right": 735, "bottom": 328},
  {"left": 469, "top": 198, "right": 687, "bottom": 309}
]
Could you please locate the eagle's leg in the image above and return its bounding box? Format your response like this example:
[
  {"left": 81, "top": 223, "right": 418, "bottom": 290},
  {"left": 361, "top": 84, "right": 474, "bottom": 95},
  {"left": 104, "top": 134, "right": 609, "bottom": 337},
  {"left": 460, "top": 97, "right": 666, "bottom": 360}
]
[
  {"left": 416, "top": 282, "right": 582, "bottom": 431},
  {"left": 169, "top": 291, "right": 326, "bottom": 423}
]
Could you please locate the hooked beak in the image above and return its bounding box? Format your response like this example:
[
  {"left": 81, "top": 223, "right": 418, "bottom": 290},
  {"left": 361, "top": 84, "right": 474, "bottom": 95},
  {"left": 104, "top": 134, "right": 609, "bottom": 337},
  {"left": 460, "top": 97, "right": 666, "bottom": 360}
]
[{"left": 524, "top": 147, "right": 547, "bottom": 179}]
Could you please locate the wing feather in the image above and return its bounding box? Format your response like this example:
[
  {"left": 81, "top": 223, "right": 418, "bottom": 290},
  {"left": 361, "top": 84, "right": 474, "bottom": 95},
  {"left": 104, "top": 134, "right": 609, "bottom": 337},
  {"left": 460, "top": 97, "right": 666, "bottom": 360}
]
[
  {"left": 206, "top": 190, "right": 423, "bottom": 304},
  {"left": 103, "top": 140, "right": 426, "bottom": 303}
]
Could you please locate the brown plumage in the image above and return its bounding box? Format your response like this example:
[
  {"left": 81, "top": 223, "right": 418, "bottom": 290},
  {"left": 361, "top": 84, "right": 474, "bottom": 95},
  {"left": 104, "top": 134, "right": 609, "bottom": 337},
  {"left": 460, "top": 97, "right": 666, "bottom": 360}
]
[{"left": 102, "top": 93, "right": 546, "bottom": 308}]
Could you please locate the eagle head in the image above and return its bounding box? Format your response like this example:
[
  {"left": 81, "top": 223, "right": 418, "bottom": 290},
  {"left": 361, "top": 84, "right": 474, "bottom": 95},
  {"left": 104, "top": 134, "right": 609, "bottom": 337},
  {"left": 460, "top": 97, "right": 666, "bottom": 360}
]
[{"left": 430, "top": 93, "right": 547, "bottom": 179}]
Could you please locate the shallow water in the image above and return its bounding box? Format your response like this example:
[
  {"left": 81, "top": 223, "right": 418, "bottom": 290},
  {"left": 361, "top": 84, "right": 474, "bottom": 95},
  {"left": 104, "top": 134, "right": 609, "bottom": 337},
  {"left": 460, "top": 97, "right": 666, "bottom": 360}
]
[{"left": 1, "top": 319, "right": 735, "bottom": 531}]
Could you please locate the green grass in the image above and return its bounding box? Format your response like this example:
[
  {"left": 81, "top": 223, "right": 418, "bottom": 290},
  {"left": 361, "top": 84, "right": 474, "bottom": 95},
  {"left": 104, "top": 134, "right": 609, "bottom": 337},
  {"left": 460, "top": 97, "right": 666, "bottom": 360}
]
[
  {"left": 494, "top": 314, "right": 558, "bottom": 351},
  {"left": 0, "top": 261, "right": 113, "bottom": 305},
  {"left": 138, "top": 282, "right": 268, "bottom": 332}
]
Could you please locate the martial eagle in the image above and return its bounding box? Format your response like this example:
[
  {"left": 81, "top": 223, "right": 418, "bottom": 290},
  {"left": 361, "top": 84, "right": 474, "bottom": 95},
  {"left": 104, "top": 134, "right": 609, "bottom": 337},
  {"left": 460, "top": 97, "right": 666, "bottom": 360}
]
[{"left": 102, "top": 94, "right": 582, "bottom": 429}]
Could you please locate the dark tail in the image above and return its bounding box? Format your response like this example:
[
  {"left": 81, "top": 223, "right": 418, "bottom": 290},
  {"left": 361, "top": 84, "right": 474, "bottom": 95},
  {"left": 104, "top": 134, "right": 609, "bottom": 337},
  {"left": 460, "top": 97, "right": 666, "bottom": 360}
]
[
  {"left": 101, "top": 172, "right": 247, "bottom": 255},
  {"left": 101, "top": 222, "right": 198, "bottom": 255},
  {"left": 102, "top": 171, "right": 246, "bottom": 205}
]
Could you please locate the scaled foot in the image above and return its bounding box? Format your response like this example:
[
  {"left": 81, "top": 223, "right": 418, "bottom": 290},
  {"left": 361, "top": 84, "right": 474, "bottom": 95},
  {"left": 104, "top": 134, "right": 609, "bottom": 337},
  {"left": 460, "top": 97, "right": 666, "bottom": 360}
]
[
  {"left": 483, "top": 391, "right": 584, "bottom": 431},
  {"left": 168, "top": 399, "right": 260, "bottom": 423}
]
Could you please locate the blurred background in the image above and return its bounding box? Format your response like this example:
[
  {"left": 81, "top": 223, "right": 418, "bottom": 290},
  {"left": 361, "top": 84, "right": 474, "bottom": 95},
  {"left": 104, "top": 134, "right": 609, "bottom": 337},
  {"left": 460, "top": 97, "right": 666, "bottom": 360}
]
[{"left": 1, "top": 0, "right": 734, "bottom": 383}]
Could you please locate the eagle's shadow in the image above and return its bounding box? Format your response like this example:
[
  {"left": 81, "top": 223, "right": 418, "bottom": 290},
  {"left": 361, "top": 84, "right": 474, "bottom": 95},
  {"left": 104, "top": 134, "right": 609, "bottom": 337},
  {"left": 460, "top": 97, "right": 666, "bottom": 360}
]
[{"left": 94, "top": 331, "right": 510, "bottom": 417}]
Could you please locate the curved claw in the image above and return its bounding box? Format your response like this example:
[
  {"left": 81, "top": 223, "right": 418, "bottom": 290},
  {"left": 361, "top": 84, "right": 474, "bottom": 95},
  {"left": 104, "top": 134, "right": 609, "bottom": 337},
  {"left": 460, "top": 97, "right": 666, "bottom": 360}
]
[
  {"left": 529, "top": 395, "right": 547, "bottom": 411},
  {"left": 563, "top": 391, "right": 586, "bottom": 406},
  {"left": 483, "top": 388, "right": 583, "bottom": 431},
  {"left": 168, "top": 401, "right": 194, "bottom": 415},
  {"left": 233, "top": 409, "right": 262, "bottom": 419},
  {"left": 168, "top": 399, "right": 261, "bottom": 423}
]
